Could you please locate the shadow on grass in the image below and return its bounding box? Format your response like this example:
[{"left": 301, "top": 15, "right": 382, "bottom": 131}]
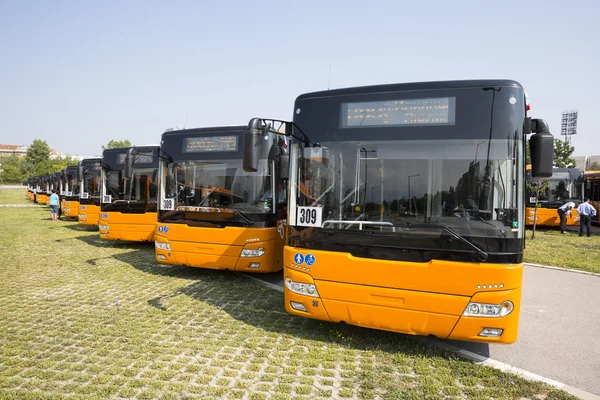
[
  {"left": 73, "top": 231, "right": 153, "bottom": 251},
  {"left": 63, "top": 223, "right": 99, "bottom": 232},
  {"left": 112, "top": 248, "right": 491, "bottom": 360}
]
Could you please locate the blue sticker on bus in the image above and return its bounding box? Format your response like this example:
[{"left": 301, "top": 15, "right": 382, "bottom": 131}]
[
  {"left": 158, "top": 226, "right": 169, "bottom": 233},
  {"left": 294, "top": 253, "right": 304, "bottom": 265},
  {"left": 305, "top": 254, "right": 316, "bottom": 266},
  {"left": 101, "top": 214, "right": 108, "bottom": 219}
]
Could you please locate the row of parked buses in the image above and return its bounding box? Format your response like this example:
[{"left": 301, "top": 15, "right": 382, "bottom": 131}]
[
  {"left": 25, "top": 80, "right": 556, "bottom": 344},
  {"left": 525, "top": 167, "right": 600, "bottom": 226}
]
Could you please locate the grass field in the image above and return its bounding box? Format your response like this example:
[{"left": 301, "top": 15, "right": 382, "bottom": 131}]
[
  {"left": 525, "top": 228, "right": 600, "bottom": 274},
  {"left": 0, "top": 188, "right": 576, "bottom": 399}
]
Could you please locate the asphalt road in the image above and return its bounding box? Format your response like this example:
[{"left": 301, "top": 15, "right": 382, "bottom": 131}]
[{"left": 252, "top": 264, "right": 600, "bottom": 395}]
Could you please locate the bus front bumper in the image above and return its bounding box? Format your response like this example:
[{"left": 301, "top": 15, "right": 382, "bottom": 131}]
[
  {"left": 154, "top": 237, "right": 282, "bottom": 273},
  {"left": 78, "top": 204, "right": 100, "bottom": 226},
  {"left": 283, "top": 267, "right": 521, "bottom": 344},
  {"left": 99, "top": 222, "right": 155, "bottom": 242}
]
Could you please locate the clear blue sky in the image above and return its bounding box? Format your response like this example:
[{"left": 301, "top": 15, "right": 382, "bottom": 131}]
[{"left": 1, "top": 0, "right": 598, "bottom": 157}]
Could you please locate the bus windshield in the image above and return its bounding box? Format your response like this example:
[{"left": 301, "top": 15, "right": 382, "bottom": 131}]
[
  {"left": 287, "top": 83, "right": 525, "bottom": 263},
  {"left": 296, "top": 138, "right": 518, "bottom": 230},
  {"left": 159, "top": 128, "right": 285, "bottom": 227},
  {"left": 163, "top": 158, "right": 275, "bottom": 214},
  {"left": 101, "top": 149, "right": 159, "bottom": 213}
]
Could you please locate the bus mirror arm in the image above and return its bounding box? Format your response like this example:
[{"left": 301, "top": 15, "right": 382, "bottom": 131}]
[
  {"left": 243, "top": 118, "right": 264, "bottom": 172},
  {"left": 529, "top": 118, "right": 554, "bottom": 179},
  {"left": 123, "top": 148, "right": 135, "bottom": 181},
  {"left": 279, "top": 154, "right": 289, "bottom": 180}
]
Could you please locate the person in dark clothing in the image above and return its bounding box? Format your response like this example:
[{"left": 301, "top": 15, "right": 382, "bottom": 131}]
[{"left": 557, "top": 201, "right": 575, "bottom": 234}]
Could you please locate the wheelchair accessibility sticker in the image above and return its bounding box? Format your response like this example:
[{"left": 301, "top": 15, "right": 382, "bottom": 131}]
[{"left": 305, "top": 254, "right": 315, "bottom": 266}]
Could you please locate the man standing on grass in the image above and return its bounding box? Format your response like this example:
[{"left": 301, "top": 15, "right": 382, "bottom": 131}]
[
  {"left": 49, "top": 189, "right": 60, "bottom": 221},
  {"left": 576, "top": 198, "right": 597, "bottom": 237},
  {"left": 557, "top": 201, "right": 576, "bottom": 234}
]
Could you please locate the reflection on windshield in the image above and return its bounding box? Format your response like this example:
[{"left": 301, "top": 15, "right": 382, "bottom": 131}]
[
  {"left": 104, "top": 168, "right": 158, "bottom": 203},
  {"left": 294, "top": 139, "right": 521, "bottom": 240},
  {"left": 83, "top": 171, "right": 101, "bottom": 197},
  {"left": 165, "top": 159, "right": 283, "bottom": 212}
]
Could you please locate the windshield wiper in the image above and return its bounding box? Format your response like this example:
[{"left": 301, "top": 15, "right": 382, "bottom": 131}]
[
  {"left": 232, "top": 209, "right": 253, "bottom": 227},
  {"left": 477, "top": 217, "right": 508, "bottom": 238},
  {"left": 406, "top": 223, "right": 489, "bottom": 261}
]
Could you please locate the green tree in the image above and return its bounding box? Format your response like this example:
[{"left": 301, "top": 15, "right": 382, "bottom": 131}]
[
  {"left": 102, "top": 139, "right": 132, "bottom": 151},
  {"left": 0, "top": 155, "right": 26, "bottom": 183},
  {"left": 553, "top": 139, "right": 575, "bottom": 168},
  {"left": 25, "top": 139, "right": 51, "bottom": 165},
  {"left": 526, "top": 178, "right": 550, "bottom": 240},
  {"left": 24, "top": 139, "right": 52, "bottom": 176}
]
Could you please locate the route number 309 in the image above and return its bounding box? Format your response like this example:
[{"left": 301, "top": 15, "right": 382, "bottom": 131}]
[{"left": 296, "top": 206, "right": 322, "bottom": 227}]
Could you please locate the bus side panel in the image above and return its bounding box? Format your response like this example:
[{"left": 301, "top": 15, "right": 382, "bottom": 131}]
[
  {"left": 525, "top": 207, "right": 580, "bottom": 226},
  {"left": 99, "top": 212, "right": 157, "bottom": 242}
]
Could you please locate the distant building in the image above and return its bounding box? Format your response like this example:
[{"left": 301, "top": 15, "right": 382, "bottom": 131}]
[
  {"left": 0, "top": 144, "right": 28, "bottom": 158},
  {"left": 0, "top": 144, "right": 84, "bottom": 160}
]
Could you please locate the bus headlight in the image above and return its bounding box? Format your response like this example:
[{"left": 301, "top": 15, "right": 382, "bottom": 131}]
[
  {"left": 285, "top": 277, "right": 319, "bottom": 298},
  {"left": 155, "top": 241, "right": 171, "bottom": 251},
  {"left": 240, "top": 248, "right": 266, "bottom": 257},
  {"left": 462, "top": 301, "right": 514, "bottom": 317},
  {"left": 98, "top": 224, "right": 109, "bottom": 230}
]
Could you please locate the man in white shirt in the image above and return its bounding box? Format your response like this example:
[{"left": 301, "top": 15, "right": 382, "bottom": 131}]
[
  {"left": 576, "top": 198, "right": 597, "bottom": 237},
  {"left": 557, "top": 201, "right": 575, "bottom": 234}
]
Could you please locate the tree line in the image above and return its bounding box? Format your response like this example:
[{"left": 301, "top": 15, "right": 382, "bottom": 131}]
[{"left": 0, "top": 139, "right": 132, "bottom": 184}]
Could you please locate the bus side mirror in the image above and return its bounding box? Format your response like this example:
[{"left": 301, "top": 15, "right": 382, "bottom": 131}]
[
  {"left": 124, "top": 148, "right": 135, "bottom": 180},
  {"left": 279, "top": 154, "right": 289, "bottom": 180},
  {"left": 243, "top": 118, "right": 263, "bottom": 172},
  {"left": 529, "top": 118, "right": 554, "bottom": 178}
]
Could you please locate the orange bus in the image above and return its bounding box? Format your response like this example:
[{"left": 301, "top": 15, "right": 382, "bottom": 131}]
[
  {"left": 525, "top": 168, "right": 584, "bottom": 227},
  {"left": 154, "top": 126, "right": 288, "bottom": 273},
  {"left": 78, "top": 158, "right": 102, "bottom": 227},
  {"left": 61, "top": 166, "right": 80, "bottom": 218},
  {"left": 26, "top": 178, "right": 36, "bottom": 201},
  {"left": 98, "top": 146, "right": 161, "bottom": 241},
  {"left": 36, "top": 175, "right": 50, "bottom": 205},
  {"left": 584, "top": 170, "right": 600, "bottom": 224},
  {"left": 243, "top": 80, "right": 554, "bottom": 343}
]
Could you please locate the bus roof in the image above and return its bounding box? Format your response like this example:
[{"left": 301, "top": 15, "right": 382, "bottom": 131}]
[
  {"left": 296, "top": 79, "right": 523, "bottom": 101},
  {"left": 162, "top": 126, "right": 247, "bottom": 138}
]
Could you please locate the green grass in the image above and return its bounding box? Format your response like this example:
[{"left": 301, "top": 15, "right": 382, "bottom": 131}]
[
  {"left": 0, "top": 187, "right": 31, "bottom": 205},
  {"left": 0, "top": 188, "right": 578, "bottom": 399},
  {"left": 525, "top": 228, "right": 600, "bottom": 273}
]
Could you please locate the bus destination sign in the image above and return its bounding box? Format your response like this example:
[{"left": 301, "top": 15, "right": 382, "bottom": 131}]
[
  {"left": 183, "top": 136, "right": 238, "bottom": 153},
  {"left": 341, "top": 97, "right": 455, "bottom": 128}
]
